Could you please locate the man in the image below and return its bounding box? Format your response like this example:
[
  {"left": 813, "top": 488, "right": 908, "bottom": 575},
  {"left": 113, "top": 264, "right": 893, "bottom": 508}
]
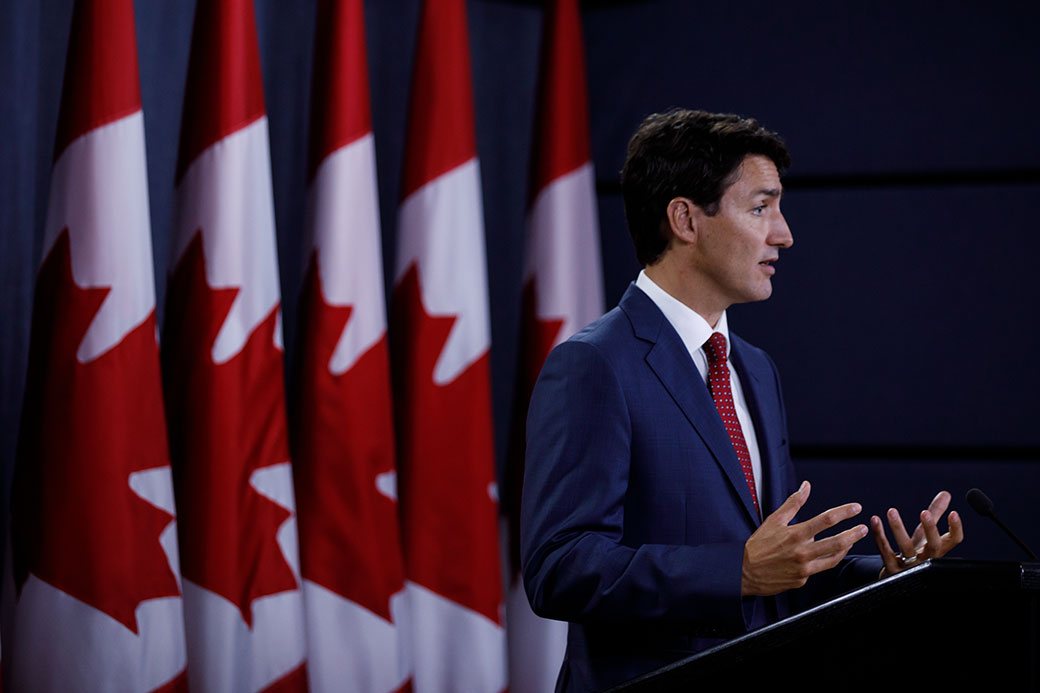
[{"left": 520, "top": 109, "right": 963, "bottom": 692}]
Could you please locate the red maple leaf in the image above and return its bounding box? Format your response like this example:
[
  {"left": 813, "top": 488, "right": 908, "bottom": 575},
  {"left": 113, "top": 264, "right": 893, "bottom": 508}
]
[
  {"left": 161, "top": 232, "right": 297, "bottom": 627},
  {"left": 290, "top": 254, "right": 404, "bottom": 621},
  {"left": 390, "top": 265, "right": 502, "bottom": 625},
  {"left": 504, "top": 279, "right": 565, "bottom": 576},
  {"left": 12, "top": 229, "right": 180, "bottom": 634}
]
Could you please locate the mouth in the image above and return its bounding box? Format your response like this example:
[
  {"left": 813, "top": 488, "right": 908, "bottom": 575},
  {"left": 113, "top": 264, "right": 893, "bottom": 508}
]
[{"left": 759, "top": 258, "right": 778, "bottom": 275}]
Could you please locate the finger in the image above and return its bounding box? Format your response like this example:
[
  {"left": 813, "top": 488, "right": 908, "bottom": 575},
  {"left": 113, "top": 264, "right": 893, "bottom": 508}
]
[
  {"left": 927, "top": 490, "right": 952, "bottom": 517},
  {"left": 801, "top": 501, "right": 863, "bottom": 538},
  {"left": 766, "top": 480, "right": 810, "bottom": 526},
  {"left": 942, "top": 510, "right": 965, "bottom": 552},
  {"left": 805, "top": 529, "right": 865, "bottom": 574},
  {"left": 871, "top": 515, "right": 902, "bottom": 575},
  {"left": 812, "top": 523, "right": 869, "bottom": 558},
  {"left": 887, "top": 508, "right": 915, "bottom": 557},
  {"left": 919, "top": 510, "right": 943, "bottom": 557},
  {"left": 806, "top": 547, "right": 857, "bottom": 575},
  {"left": 911, "top": 491, "right": 952, "bottom": 545}
]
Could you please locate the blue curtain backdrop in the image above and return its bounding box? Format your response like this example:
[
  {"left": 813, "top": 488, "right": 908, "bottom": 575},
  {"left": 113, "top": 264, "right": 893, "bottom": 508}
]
[{"left": 2, "top": 0, "right": 1038, "bottom": 563}]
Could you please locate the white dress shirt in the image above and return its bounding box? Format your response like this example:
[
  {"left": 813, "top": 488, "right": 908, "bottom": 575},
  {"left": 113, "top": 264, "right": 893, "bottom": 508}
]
[{"left": 635, "top": 270, "right": 763, "bottom": 509}]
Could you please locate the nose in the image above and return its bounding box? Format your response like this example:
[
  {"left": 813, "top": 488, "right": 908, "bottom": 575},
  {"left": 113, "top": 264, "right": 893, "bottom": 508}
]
[{"left": 770, "top": 211, "right": 793, "bottom": 249}]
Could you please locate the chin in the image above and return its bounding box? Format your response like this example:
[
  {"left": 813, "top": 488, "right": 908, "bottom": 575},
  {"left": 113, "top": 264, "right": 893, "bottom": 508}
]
[{"left": 745, "top": 283, "right": 773, "bottom": 304}]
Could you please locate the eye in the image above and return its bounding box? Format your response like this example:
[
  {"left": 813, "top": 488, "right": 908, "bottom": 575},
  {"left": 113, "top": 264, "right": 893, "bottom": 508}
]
[{"left": 751, "top": 205, "right": 766, "bottom": 216}]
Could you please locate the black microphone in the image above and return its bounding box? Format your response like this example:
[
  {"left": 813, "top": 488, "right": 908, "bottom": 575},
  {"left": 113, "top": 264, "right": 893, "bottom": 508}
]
[{"left": 965, "top": 488, "right": 1037, "bottom": 560}]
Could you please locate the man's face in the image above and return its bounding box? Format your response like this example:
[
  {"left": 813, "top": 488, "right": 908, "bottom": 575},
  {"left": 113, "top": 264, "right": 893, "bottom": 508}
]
[{"left": 692, "top": 154, "right": 793, "bottom": 307}]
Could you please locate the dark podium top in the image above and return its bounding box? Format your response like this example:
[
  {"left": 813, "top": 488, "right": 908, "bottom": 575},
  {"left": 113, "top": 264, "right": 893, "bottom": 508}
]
[{"left": 609, "top": 559, "right": 1040, "bottom": 691}]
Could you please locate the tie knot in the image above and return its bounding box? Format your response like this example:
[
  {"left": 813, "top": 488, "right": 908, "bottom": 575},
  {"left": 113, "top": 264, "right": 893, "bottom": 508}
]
[{"left": 703, "top": 332, "right": 728, "bottom": 365}]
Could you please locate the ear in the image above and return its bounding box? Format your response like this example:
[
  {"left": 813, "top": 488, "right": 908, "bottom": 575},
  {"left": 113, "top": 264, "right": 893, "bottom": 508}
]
[{"left": 665, "top": 197, "right": 697, "bottom": 243}]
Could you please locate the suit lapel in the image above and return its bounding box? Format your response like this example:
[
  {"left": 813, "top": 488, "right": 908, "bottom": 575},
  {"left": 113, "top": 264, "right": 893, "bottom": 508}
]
[
  {"left": 621, "top": 286, "right": 761, "bottom": 527},
  {"left": 729, "top": 337, "right": 786, "bottom": 517}
]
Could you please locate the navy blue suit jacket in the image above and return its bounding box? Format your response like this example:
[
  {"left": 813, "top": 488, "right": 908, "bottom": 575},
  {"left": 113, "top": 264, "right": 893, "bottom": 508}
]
[{"left": 521, "top": 285, "right": 878, "bottom": 692}]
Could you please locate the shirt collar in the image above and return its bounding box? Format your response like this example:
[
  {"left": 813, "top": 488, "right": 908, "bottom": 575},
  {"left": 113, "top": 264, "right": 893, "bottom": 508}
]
[{"left": 635, "top": 269, "right": 730, "bottom": 357}]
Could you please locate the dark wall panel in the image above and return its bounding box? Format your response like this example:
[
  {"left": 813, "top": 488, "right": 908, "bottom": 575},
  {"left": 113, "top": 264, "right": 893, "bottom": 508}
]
[
  {"left": 595, "top": 192, "right": 640, "bottom": 309},
  {"left": 136, "top": 0, "right": 195, "bottom": 310},
  {"left": 735, "top": 183, "right": 1040, "bottom": 447},
  {"left": 584, "top": 1, "right": 1040, "bottom": 178}
]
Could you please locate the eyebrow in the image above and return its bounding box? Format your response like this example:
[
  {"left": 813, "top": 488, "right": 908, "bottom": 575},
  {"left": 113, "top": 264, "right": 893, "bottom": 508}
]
[{"left": 756, "top": 188, "right": 782, "bottom": 198}]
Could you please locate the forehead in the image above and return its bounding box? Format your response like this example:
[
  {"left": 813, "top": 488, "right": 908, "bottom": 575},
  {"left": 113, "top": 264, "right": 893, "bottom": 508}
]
[{"left": 724, "top": 154, "right": 782, "bottom": 199}]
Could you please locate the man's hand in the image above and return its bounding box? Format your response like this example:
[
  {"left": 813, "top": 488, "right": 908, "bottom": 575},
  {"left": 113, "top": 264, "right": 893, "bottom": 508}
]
[
  {"left": 870, "top": 490, "right": 964, "bottom": 578},
  {"left": 742, "top": 481, "right": 868, "bottom": 596}
]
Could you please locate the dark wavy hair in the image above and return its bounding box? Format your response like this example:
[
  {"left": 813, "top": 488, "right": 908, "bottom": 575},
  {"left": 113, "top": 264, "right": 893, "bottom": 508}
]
[{"left": 620, "top": 109, "right": 791, "bottom": 266}]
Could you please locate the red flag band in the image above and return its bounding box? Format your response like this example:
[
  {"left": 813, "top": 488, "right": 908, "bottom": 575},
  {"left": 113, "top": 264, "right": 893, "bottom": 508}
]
[
  {"left": 291, "top": 0, "right": 410, "bottom": 690},
  {"left": 8, "top": 0, "right": 187, "bottom": 689},
  {"left": 162, "top": 0, "right": 307, "bottom": 689},
  {"left": 505, "top": 1, "right": 605, "bottom": 690},
  {"left": 391, "top": 0, "right": 507, "bottom": 690}
]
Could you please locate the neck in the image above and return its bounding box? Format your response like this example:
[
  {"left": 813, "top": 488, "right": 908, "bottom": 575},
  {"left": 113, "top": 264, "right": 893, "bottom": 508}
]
[{"left": 644, "top": 261, "right": 726, "bottom": 328}]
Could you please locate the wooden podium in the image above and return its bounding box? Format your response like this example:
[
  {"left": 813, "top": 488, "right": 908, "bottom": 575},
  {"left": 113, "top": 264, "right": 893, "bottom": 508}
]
[{"left": 609, "top": 559, "right": 1039, "bottom": 690}]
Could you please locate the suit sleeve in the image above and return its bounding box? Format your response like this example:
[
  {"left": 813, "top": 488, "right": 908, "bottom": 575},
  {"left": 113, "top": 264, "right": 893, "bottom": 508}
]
[{"left": 520, "top": 339, "right": 750, "bottom": 636}]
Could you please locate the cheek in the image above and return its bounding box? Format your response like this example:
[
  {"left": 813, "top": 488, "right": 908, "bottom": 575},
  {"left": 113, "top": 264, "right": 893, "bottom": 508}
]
[
  {"left": 736, "top": 231, "right": 765, "bottom": 262},
  {"left": 729, "top": 238, "right": 758, "bottom": 267}
]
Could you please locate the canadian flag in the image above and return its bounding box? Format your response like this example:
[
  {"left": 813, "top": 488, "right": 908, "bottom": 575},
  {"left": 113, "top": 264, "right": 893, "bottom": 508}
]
[
  {"left": 503, "top": 1, "right": 604, "bottom": 690},
  {"left": 390, "top": 0, "right": 506, "bottom": 690},
  {"left": 290, "top": 0, "right": 409, "bottom": 691},
  {"left": 160, "top": 0, "right": 307, "bottom": 690},
  {"left": 5, "top": 0, "right": 187, "bottom": 689}
]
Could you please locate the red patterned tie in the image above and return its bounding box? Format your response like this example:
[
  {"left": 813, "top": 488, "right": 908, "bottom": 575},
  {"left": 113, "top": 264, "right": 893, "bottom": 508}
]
[{"left": 703, "top": 332, "right": 760, "bottom": 517}]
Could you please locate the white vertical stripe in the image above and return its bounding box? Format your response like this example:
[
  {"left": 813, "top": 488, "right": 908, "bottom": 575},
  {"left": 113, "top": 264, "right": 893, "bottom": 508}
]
[
  {"left": 395, "top": 159, "right": 491, "bottom": 385},
  {"left": 525, "top": 162, "right": 604, "bottom": 342},
  {"left": 7, "top": 577, "right": 186, "bottom": 691},
  {"left": 306, "top": 133, "right": 387, "bottom": 374},
  {"left": 171, "top": 117, "right": 282, "bottom": 364},
  {"left": 181, "top": 580, "right": 306, "bottom": 693},
  {"left": 43, "top": 113, "right": 155, "bottom": 362},
  {"left": 406, "top": 582, "right": 506, "bottom": 693},
  {"left": 303, "top": 582, "right": 409, "bottom": 693}
]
